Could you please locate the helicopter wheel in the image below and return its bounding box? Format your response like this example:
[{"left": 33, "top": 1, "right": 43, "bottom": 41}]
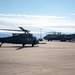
[
  {"left": 0, "top": 43, "right": 3, "bottom": 47},
  {"left": 32, "top": 43, "right": 34, "bottom": 47},
  {"left": 48, "top": 40, "right": 49, "bottom": 41},
  {"left": 22, "top": 44, "right": 25, "bottom": 47}
]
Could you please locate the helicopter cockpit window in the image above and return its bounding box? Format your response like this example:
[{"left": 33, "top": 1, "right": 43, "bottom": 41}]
[{"left": 12, "top": 33, "right": 19, "bottom": 36}]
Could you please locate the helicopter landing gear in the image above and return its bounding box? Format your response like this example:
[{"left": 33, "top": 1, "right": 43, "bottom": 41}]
[
  {"left": 32, "top": 43, "right": 34, "bottom": 47},
  {"left": 22, "top": 44, "right": 25, "bottom": 47},
  {"left": 0, "top": 43, "right": 3, "bottom": 47}
]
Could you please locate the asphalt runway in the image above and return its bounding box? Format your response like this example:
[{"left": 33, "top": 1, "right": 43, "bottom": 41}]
[{"left": 0, "top": 41, "right": 75, "bottom": 75}]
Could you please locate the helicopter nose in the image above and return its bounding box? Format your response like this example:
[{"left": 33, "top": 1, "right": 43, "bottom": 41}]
[
  {"left": 36, "top": 39, "right": 39, "bottom": 44},
  {"left": 37, "top": 40, "right": 39, "bottom": 44}
]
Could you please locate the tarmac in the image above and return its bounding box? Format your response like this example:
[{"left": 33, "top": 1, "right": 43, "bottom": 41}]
[{"left": 0, "top": 41, "right": 75, "bottom": 75}]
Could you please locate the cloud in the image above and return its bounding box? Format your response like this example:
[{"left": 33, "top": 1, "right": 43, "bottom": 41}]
[
  {"left": 46, "top": 27, "right": 75, "bottom": 33},
  {"left": 0, "top": 14, "right": 75, "bottom": 33},
  {"left": 0, "top": 14, "right": 66, "bottom": 19},
  {"left": 0, "top": 17, "right": 71, "bottom": 27}
]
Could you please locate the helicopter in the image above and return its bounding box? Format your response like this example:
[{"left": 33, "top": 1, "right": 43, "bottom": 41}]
[
  {"left": 43, "top": 32, "right": 75, "bottom": 42},
  {"left": 0, "top": 27, "right": 39, "bottom": 47}
]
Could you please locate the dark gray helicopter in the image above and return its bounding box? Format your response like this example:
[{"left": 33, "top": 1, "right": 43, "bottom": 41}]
[
  {"left": 44, "top": 32, "right": 75, "bottom": 42},
  {"left": 0, "top": 27, "right": 39, "bottom": 47}
]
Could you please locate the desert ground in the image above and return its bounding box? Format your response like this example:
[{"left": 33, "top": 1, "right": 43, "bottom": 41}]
[{"left": 0, "top": 41, "right": 75, "bottom": 75}]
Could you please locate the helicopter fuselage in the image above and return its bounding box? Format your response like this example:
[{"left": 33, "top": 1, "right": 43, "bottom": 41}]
[{"left": 0, "top": 33, "right": 39, "bottom": 47}]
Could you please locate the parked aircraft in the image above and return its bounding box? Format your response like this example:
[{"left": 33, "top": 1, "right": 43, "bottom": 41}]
[
  {"left": 0, "top": 27, "right": 39, "bottom": 47},
  {"left": 44, "top": 32, "right": 75, "bottom": 42}
]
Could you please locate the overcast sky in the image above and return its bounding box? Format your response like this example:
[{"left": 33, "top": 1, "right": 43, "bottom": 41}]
[{"left": 0, "top": 0, "right": 75, "bottom": 34}]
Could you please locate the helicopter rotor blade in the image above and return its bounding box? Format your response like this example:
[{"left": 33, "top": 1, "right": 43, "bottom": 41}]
[
  {"left": 19, "top": 27, "right": 30, "bottom": 33},
  {"left": 0, "top": 29, "right": 22, "bottom": 31},
  {"left": 0, "top": 27, "right": 30, "bottom": 33}
]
